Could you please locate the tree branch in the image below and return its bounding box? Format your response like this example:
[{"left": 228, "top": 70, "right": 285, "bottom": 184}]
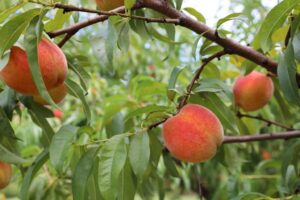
[
  {"left": 54, "top": 3, "right": 179, "bottom": 24},
  {"left": 141, "top": 0, "right": 300, "bottom": 87},
  {"left": 237, "top": 112, "right": 294, "bottom": 131},
  {"left": 47, "top": 14, "right": 111, "bottom": 38},
  {"left": 178, "top": 50, "right": 227, "bottom": 109},
  {"left": 223, "top": 130, "right": 300, "bottom": 144}
]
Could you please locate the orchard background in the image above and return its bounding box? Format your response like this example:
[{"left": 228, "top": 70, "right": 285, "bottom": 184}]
[{"left": 0, "top": 0, "right": 300, "bottom": 199}]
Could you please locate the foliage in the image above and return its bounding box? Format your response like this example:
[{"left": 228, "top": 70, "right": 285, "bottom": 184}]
[{"left": 0, "top": 0, "right": 300, "bottom": 199}]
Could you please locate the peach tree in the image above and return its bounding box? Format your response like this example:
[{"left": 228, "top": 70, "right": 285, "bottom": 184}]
[{"left": 0, "top": 0, "right": 300, "bottom": 199}]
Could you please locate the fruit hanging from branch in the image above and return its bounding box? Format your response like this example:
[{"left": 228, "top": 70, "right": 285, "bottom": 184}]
[
  {"left": 233, "top": 71, "right": 274, "bottom": 112},
  {"left": 33, "top": 83, "right": 67, "bottom": 105},
  {"left": 163, "top": 104, "right": 224, "bottom": 163},
  {"left": 95, "top": 0, "right": 124, "bottom": 11},
  {"left": 0, "top": 38, "right": 68, "bottom": 95},
  {"left": 0, "top": 162, "right": 12, "bottom": 190}
]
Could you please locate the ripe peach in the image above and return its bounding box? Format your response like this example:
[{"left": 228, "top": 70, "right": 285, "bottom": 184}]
[
  {"left": 233, "top": 71, "right": 274, "bottom": 112},
  {"left": 261, "top": 150, "right": 272, "bottom": 160},
  {"left": 0, "top": 38, "right": 68, "bottom": 95},
  {"left": 33, "top": 83, "right": 67, "bottom": 105},
  {"left": 53, "top": 109, "right": 64, "bottom": 119},
  {"left": 0, "top": 162, "right": 12, "bottom": 189},
  {"left": 95, "top": 0, "right": 124, "bottom": 11},
  {"left": 163, "top": 104, "right": 224, "bottom": 163}
]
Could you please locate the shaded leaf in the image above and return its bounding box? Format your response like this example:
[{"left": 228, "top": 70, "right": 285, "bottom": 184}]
[
  {"left": 50, "top": 125, "right": 78, "bottom": 174},
  {"left": 129, "top": 133, "right": 150, "bottom": 178},
  {"left": 278, "top": 43, "right": 300, "bottom": 106},
  {"left": 99, "top": 134, "right": 127, "bottom": 200},
  {"left": 20, "top": 149, "right": 49, "bottom": 200},
  {"left": 73, "top": 147, "right": 99, "bottom": 200}
]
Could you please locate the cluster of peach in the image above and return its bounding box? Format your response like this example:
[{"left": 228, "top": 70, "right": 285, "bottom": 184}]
[
  {"left": 0, "top": 0, "right": 274, "bottom": 190},
  {"left": 163, "top": 72, "right": 273, "bottom": 163}
]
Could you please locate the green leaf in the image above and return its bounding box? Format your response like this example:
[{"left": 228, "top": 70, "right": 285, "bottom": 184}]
[
  {"left": 0, "top": 8, "right": 41, "bottom": 57},
  {"left": 20, "top": 149, "right": 49, "bottom": 200},
  {"left": 66, "top": 78, "right": 92, "bottom": 124},
  {"left": 278, "top": 43, "right": 300, "bottom": 106},
  {"left": 184, "top": 7, "right": 206, "bottom": 23},
  {"left": 50, "top": 125, "right": 78, "bottom": 174},
  {"left": 117, "top": 21, "right": 130, "bottom": 51},
  {"left": 28, "top": 110, "right": 55, "bottom": 147},
  {"left": 118, "top": 160, "right": 136, "bottom": 200},
  {"left": 194, "top": 78, "right": 232, "bottom": 99},
  {"left": 192, "top": 36, "right": 202, "bottom": 60},
  {"left": 176, "top": 0, "right": 183, "bottom": 10},
  {"left": 125, "top": 0, "right": 136, "bottom": 10},
  {"left": 106, "top": 112, "right": 125, "bottom": 137},
  {"left": 281, "top": 140, "right": 300, "bottom": 180},
  {"left": 255, "top": 0, "right": 300, "bottom": 52},
  {"left": 0, "top": 2, "right": 26, "bottom": 24},
  {"left": 148, "top": 26, "right": 182, "bottom": 44},
  {"left": 106, "top": 19, "right": 118, "bottom": 67},
  {"left": 162, "top": 151, "right": 179, "bottom": 177},
  {"left": 0, "top": 106, "right": 17, "bottom": 140},
  {"left": 73, "top": 147, "right": 99, "bottom": 200},
  {"left": 129, "top": 133, "right": 150, "bottom": 178},
  {"left": 68, "top": 60, "right": 90, "bottom": 92},
  {"left": 99, "top": 134, "right": 127, "bottom": 200},
  {"left": 293, "top": 31, "right": 300, "bottom": 62},
  {"left": 24, "top": 11, "right": 58, "bottom": 108},
  {"left": 167, "top": 66, "right": 185, "bottom": 101},
  {"left": 125, "top": 105, "right": 169, "bottom": 122},
  {"left": 216, "top": 13, "right": 242, "bottom": 28},
  {"left": 44, "top": 9, "right": 72, "bottom": 32},
  {"left": 0, "top": 144, "right": 27, "bottom": 164},
  {"left": 0, "top": 87, "right": 17, "bottom": 120}
]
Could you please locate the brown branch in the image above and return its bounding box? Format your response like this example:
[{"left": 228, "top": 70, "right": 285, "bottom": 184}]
[
  {"left": 47, "top": 3, "right": 178, "bottom": 39},
  {"left": 58, "top": 31, "right": 77, "bottom": 47},
  {"left": 237, "top": 112, "right": 294, "bottom": 131},
  {"left": 54, "top": 3, "right": 179, "bottom": 24},
  {"left": 148, "top": 118, "right": 168, "bottom": 130},
  {"left": 44, "top": 0, "right": 300, "bottom": 86},
  {"left": 178, "top": 50, "right": 227, "bottom": 109},
  {"left": 48, "top": 14, "right": 111, "bottom": 38},
  {"left": 141, "top": 0, "right": 300, "bottom": 87},
  {"left": 223, "top": 130, "right": 300, "bottom": 144}
]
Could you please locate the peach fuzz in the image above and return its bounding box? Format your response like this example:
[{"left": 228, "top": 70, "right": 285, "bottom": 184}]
[
  {"left": 33, "top": 83, "right": 67, "bottom": 105},
  {"left": 0, "top": 161, "right": 12, "bottom": 189},
  {"left": 0, "top": 38, "right": 68, "bottom": 95},
  {"left": 95, "top": 0, "right": 124, "bottom": 11},
  {"left": 233, "top": 71, "right": 274, "bottom": 112},
  {"left": 163, "top": 104, "right": 224, "bottom": 163}
]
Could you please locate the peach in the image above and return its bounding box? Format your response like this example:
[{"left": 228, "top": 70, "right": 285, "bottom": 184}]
[
  {"left": 53, "top": 109, "right": 64, "bottom": 119},
  {"left": 95, "top": 0, "right": 124, "bottom": 11},
  {"left": 0, "top": 162, "right": 12, "bottom": 189},
  {"left": 163, "top": 104, "right": 224, "bottom": 163},
  {"left": 33, "top": 83, "right": 67, "bottom": 105},
  {"left": 233, "top": 71, "right": 274, "bottom": 112},
  {"left": 0, "top": 38, "right": 68, "bottom": 95}
]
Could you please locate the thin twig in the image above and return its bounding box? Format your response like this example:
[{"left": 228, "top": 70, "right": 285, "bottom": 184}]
[
  {"left": 223, "top": 130, "right": 300, "bottom": 144},
  {"left": 237, "top": 112, "right": 294, "bottom": 131},
  {"left": 58, "top": 31, "right": 78, "bottom": 47},
  {"left": 47, "top": 6, "right": 125, "bottom": 38},
  {"left": 178, "top": 50, "right": 227, "bottom": 109},
  {"left": 53, "top": 3, "right": 180, "bottom": 24},
  {"left": 148, "top": 118, "right": 168, "bottom": 130}
]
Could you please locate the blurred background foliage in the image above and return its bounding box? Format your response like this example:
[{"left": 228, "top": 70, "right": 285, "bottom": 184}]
[{"left": 0, "top": 0, "right": 300, "bottom": 199}]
